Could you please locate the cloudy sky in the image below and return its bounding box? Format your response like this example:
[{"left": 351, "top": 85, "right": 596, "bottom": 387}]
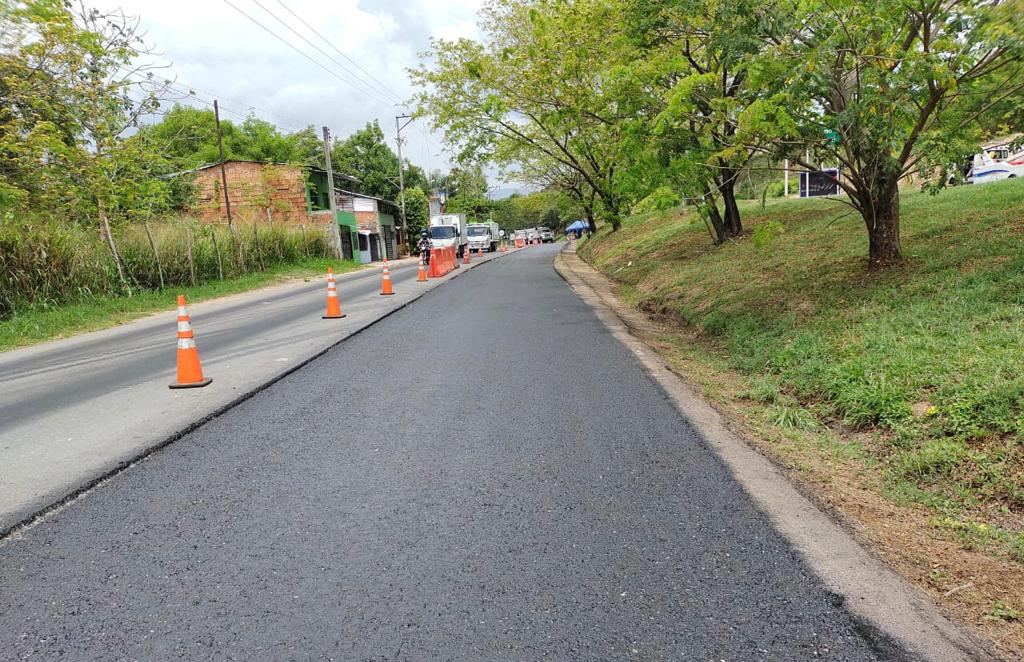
[{"left": 101, "top": 0, "right": 485, "bottom": 176}]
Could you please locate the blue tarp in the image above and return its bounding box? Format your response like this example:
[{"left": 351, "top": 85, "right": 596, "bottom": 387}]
[{"left": 565, "top": 220, "right": 589, "bottom": 232}]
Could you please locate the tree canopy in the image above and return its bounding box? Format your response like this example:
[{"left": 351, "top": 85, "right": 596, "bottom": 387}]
[{"left": 415, "top": 0, "right": 1024, "bottom": 266}]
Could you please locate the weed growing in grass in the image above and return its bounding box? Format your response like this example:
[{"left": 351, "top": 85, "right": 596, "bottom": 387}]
[{"left": 986, "top": 601, "right": 1021, "bottom": 623}]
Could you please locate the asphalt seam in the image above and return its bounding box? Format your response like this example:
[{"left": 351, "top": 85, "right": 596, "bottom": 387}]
[
  {"left": 0, "top": 251, "right": 512, "bottom": 543},
  {"left": 552, "top": 246, "right": 1001, "bottom": 662}
]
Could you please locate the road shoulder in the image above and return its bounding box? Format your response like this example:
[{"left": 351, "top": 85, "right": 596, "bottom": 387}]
[{"left": 554, "top": 245, "right": 999, "bottom": 662}]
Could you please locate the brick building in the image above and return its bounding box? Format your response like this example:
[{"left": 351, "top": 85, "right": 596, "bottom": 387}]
[{"left": 187, "top": 160, "right": 360, "bottom": 225}]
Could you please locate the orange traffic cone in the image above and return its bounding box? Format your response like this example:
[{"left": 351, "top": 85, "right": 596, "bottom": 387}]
[
  {"left": 463, "top": 247, "right": 471, "bottom": 264},
  {"left": 380, "top": 258, "right": 395, "bottom": 295},
  {"left": 169, "top": 294, "right": 212, "bottom": 389},
  {"left": 417, "top": 253, "right": 428, "bottom": 282},
  {"left": 322, "top": 267, "right": 346, "bottom": 319}
]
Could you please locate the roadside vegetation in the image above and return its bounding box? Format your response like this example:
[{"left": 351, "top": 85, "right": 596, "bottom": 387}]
[
  {"left": 0, "top": 215, "right": 358, "bottom": 350},
  {"left": 579, "top": 178, "right": 1024, "bottom": 650}
]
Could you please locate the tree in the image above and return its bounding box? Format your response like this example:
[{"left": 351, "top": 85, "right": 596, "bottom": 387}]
[
  {"left": 413, "top": 0, "right": 637, "bottom": 230},
  {"left": 761, "top": 0, "right": 1024, "bottom": 266},
  {"left": 401, "top": 187, "right": 430, "bottom": 244},
  {"left": 332, "top": 120, "right": 401, "bottom": 200},
  {"left": 141, "top": 106, "right": 311, "bottom": 169},
  {"left": 623, "top": 0, "right": 784, "bottom": 243}
]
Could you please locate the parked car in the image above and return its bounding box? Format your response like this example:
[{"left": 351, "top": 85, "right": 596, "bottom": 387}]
[{"left": 538, "top": 226, "right": 555, "bottom": 243}]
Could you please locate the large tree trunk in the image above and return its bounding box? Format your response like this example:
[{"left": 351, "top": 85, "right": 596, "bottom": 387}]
[
  {"left": 716, "top": 166, "right": 743, "bottom": 238},
  {"left": 864, "top": 186, "right": 902, "bottom": 267},
  {"left": 701, "top": 186, "right": 728, "bottom": 244},
  {"left": 720, "top": 176, "right": 742, "bottom": 237}
]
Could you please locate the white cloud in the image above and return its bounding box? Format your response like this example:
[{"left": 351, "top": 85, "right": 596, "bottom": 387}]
[{"left": 99, "top": 0, "right": 487, "bottom": 176}]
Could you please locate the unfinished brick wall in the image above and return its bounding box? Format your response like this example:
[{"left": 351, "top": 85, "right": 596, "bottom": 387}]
[{"left": 190, "top": 162, "right": 313, "bottom": 225}]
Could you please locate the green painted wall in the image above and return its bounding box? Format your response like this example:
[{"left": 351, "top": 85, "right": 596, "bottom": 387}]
[{"left": 337, "top": 210, "right": 359, "bottom": 262}]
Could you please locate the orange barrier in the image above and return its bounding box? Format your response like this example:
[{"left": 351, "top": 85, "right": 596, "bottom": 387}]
[
  {"left": 515, "top": 237, "right": 524, "bottom": 248},
  {"left": 380, "top": 257, "right": 395, "bottom": 295},
  {"left": 322, "top": 267, "right": 346, "bottom": 319},
  {"left": 169, "top": 294, "right": 212, "bottom": 389},
  {"left": 427, "top": 246, "right": 458, "bottom": 278}
]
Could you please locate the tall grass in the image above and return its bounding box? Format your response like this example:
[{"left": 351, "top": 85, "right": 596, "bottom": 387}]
[{"left": 0, "top": 214, "right": 334, "bottom": 318}]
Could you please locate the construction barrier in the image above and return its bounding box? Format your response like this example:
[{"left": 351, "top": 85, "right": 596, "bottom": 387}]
[
  {"left": 515, "top": 237, "right": 524, "bottom": 248},
  {"left": 428, "top": 246, "right": 458, "bottom": 278},
  {"left": 322, "top": 267, "right": 346, "bottom": 319},
  {"left": 169, "top": 294, "right": 212, "bottom": 389},
  {"left": 380, "top": 257, "right": 395, "bottom": 295}
]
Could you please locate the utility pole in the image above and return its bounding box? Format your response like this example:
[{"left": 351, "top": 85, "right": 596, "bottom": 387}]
[
  {"left": 213, "top": 100, "right": 233, "bottom": 227},
  {"left": 784, "top": 158, "right": 789, "bottom": 197},
  {"left": 322, "top": 126, "right": 343, "bottom": 259},
  {"left": 395, "top": 114, "right": 413, "bottom": 253}
]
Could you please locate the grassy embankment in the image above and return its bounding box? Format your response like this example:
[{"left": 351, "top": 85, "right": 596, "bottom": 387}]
[
  {"left": 579, "top": 177, "right": 1024, "bottom": 651},
  {"left": 0, "top": 218, "right": 361, "bottom": 351}
]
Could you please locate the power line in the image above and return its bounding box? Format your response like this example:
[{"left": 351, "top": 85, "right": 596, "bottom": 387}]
[
  {"left": 246, "top": 0, "right": 397, "bottom": 105},
  {"left": 272, "top": 0, "right": 405, "bottom": 105},
  {"left": 160, "top": 79, "right": 307, "bottom": 132},
  {"left": 130, "top": 74, "right": 306, "bottom": 133},
  {"left": 221, "top": 0, "right": 395, "bottom": 106}
]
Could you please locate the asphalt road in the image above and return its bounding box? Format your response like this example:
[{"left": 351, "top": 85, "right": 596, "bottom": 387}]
[
  {"left": 0, "top": 260, "right": 423, "bottom": 430},
  {"left": 0, "top": 244, "right": 908, "bottom": 660}
]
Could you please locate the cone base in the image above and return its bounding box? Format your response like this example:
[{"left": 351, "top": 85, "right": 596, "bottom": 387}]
[
  {"left": 322, "top": 314, "right": 347, "bottom": 319},
  {"left": 380, "top": 292, "right": 395, "bottom": 296},
  {"left": 169, "top": 377, "right": 213, "bottom": 389}
]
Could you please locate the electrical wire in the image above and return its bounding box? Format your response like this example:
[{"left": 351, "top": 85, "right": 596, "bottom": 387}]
[
  {"left": 272, "top": 0, "right": 405, "bottom": 105},
  {"left": 221, "top": 0, "right": 396, "bottom": 106}
]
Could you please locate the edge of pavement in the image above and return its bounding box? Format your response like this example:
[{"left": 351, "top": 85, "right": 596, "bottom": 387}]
[
  {"left": 552, "top": 244, "right": 1001, "bottom": 662},
  {"left": 0, "top": 249, "right": 514, "bottom": 542}
]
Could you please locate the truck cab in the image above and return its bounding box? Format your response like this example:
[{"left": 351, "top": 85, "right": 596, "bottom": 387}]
[
  {"left": 466, "top": 222, "right": 500, "bottom": 252},
  {"left": 429, "top": 213, "right": 468, "bottom": 257}
]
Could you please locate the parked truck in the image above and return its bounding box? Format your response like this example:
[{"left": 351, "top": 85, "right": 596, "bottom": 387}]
[
  {"left": 429, "top": 213, "right": 468, "bottom": 257},
  {"left": 466, "top": 221, "right": 500, "bottom": 253}
]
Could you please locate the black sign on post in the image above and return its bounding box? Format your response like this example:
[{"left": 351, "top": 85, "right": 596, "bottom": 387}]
[{"left": 800, "top": 168, "right": 841, "bottom": 197}]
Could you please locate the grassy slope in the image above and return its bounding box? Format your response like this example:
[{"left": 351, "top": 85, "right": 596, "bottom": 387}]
[
  {"left": 580, "top": 179, "right": 1024, "bottom": 644},
  {"left": 0, "top": 257, "right": 362, "bottom": 352}
]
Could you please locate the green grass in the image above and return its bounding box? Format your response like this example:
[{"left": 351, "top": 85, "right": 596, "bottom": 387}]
[
  {"left": 580, "top": 177, "right": 1024, "bottom": 562},
  {"left": 0, "top": 256, "right": 362, "bottom": 352}
]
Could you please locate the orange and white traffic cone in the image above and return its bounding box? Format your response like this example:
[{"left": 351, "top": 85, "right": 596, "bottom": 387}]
[
  {"left": 417, "top": 253, "right": 428, "bottom": 282},
  {"left": 322, "top": 267, "right": 346, "bottom": 319},
  {"left": 463, "top": 247, "right": 471, "bottom": 264},
  {"left": 380, "top": 257, "right": 395, "bottom": 295},
  {"left": 169, "top": 294, "right": 212, "bottom": 389}
]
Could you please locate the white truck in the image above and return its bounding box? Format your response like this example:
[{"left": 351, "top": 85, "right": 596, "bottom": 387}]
[
  {"left": 429, "top": 213, "right": 468, "bottom": 257},
  {"left": 466, "top": 221, "right": 501, "bottom": 253}
]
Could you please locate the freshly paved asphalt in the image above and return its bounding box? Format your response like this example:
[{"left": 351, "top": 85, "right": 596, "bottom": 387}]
[{"left": 0, "top": 244, "right": 907, "bottom": 660}]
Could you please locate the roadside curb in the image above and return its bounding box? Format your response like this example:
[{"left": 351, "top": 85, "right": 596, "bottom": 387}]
[
  {"left": 553, "top": 246, "right": 1000, "bottom": 662},
  {"left": 0, "top": 249, "right": 518, "bottom": 542}
]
